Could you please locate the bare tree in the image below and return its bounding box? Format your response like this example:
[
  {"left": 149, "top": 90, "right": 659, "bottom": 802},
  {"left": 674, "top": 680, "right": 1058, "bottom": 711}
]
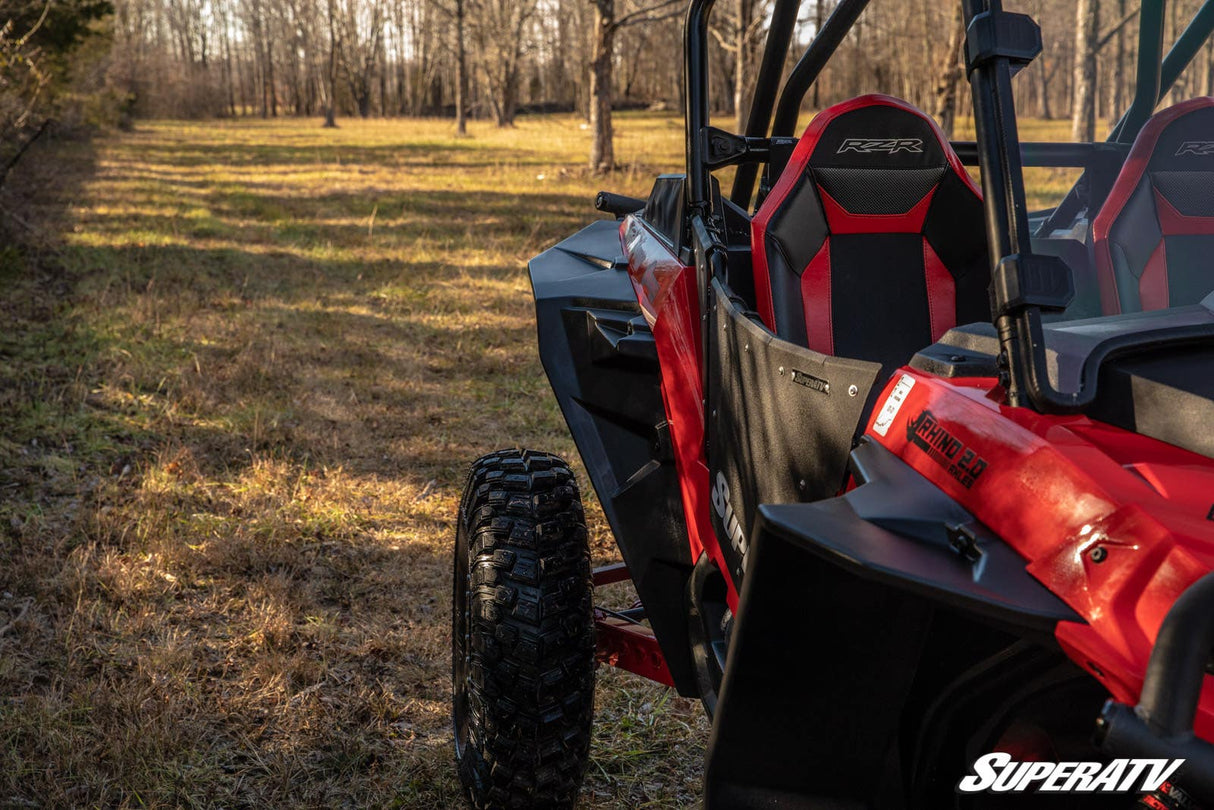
[
  {"left": 454, "top": 0, "right": 468, "bottom": 134},
  {"left": 931, "top": 4, "right": 966, "bottom": 137},
  {"left": 709, "top": 0, "right": 764, "bottom": 133},
  {"left": 589, "top": 0, "right": 682, "bottom": 172},
  {"left": 469, "top": 0, "right": 537, "bottom": 126},
  {"left": 434, "top": 0, "right": 469, "bottom": 134},
  {"left": 1073, "top": 0, "right": 1141, "bottom": 140},
  {"left": 324, "top": 0, "right": 338, "bottom": 125},
  {"left": 333, "top": 0, "right": 384, "bottom": 117}
]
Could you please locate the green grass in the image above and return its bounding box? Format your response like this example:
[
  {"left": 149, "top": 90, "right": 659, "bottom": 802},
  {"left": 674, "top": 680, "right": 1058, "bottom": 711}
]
[{"left": 0, "top": 110, "right": 1083, "bottom": 808}]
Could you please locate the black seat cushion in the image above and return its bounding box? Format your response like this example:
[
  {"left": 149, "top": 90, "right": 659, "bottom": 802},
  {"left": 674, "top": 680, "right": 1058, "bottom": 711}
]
[{"left": 750, "top": 94, "right": 990, "bottom": 371}]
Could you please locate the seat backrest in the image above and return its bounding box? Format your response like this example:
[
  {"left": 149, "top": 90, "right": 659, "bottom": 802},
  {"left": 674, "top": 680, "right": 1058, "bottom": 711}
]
[
  {"left": 1092, "top": 96, "right": 1214, "bottom": 315},
  {"left": 750, "top": 94, "right": 990, "bottom": 371}
]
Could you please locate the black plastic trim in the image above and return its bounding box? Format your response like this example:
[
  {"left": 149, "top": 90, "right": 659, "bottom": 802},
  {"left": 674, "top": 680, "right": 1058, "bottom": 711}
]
[
  {"left": 703, "top": 439, "right": 1081, "bottom": 808},
  {"left": 529, "top": 220, "right": 698, "bottom": 695}
]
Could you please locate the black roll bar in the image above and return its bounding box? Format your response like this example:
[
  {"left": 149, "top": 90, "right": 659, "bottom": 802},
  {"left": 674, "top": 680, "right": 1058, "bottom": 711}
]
[
  {"left": 962, "top": 0, "right": 1070, "bottom": 410},
  {"left": 728, "top": 0, "right": 800, "bottom": 207},
  {"left": 770, "top": 0, "right": 871, "bottom": 138},
  {"left": 685, "top": 0, "right": 717, "bottom": 210},
  {"left": 1111, "top": 0, "right": 1166, "bottom": 144},
  {"left": 1112, "top": 0, "right": 1214, "bottom": 143}
]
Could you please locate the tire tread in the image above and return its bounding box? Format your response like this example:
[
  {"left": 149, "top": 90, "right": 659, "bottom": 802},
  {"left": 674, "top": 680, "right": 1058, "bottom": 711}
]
[{"left": 454, "top": 450, "right": 594, "bottom": 810}]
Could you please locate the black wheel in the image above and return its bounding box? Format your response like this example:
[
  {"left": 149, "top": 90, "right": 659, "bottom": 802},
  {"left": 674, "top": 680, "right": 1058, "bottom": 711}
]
[{"left": 452, "top": 449, "right": 595, "bottom": 810}]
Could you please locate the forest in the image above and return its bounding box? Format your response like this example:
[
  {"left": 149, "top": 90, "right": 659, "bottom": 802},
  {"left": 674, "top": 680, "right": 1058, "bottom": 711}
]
[{"left": 8, "top": 0, "right": 1214, "bottom": 177}]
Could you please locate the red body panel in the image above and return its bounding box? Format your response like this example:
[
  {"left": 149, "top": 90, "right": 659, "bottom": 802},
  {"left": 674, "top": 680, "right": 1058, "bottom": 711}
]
[
  {"left": 865, "top": 370, "right": 1214, "bottom": 740},
  {"left": 622, "top": 216, "right": 741, "bottom": 610}
]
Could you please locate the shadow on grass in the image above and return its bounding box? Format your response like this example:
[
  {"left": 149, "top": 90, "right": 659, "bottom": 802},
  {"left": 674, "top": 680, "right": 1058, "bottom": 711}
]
[
  {"left": 0, "top": 121, "right": 707, "bottom": 809},
  {"left": 119, "top": 137, "right": 571, "bottom": 171}
]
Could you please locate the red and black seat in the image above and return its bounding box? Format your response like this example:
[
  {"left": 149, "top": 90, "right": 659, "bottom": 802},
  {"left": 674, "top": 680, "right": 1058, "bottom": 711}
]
[
  {"left": 750, "top": 94, "right": 990, "bottom": 371},
  {"left": 1092, "top": 96, "right": 1214, "bottom": 315}
]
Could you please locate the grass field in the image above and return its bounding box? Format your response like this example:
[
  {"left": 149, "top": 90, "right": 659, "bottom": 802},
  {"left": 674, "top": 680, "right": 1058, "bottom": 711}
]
[
  {"left": 0, "top": 112, "right": 706, "bottom": 809},
  {"left": 0, "top": 110, "right": 1078, "bottom": 808}
]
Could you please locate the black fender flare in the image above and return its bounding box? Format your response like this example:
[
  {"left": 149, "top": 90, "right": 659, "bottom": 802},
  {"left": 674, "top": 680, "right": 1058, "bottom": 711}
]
[{"left": 703, "top": 439, "right": 1083, "bottom": 810}]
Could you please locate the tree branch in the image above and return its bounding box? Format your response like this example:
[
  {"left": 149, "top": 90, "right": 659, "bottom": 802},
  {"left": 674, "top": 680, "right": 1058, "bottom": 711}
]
[
  {"left": 1098, "top": 8, "right": 1140, "bottom": 51},
  {"left": 0, "top": 118, "right": 50, "bottom": 190},
  {"left": 709, "top": 25, "right": 737, "bottom": 52},
  {"left": 616, "top": 0, "right": 684, "bottom": 29}
]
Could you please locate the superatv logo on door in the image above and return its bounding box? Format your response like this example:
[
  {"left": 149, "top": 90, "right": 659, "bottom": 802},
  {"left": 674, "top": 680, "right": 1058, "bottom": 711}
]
[
  {"left": 1175, "top": 140, "right": 1214, "bottom": 156},
  {"left": 837, "top": 138, "right": 923, "bottom": 154},
  {"left": 906, "top": 410, "right": 988, "bottom": 488},
  {"left": 711, "top": 472, "right": 748, "bottom": 572},
  {"left": 958, "top": 753, "right": 1184, "bottom": 794}
]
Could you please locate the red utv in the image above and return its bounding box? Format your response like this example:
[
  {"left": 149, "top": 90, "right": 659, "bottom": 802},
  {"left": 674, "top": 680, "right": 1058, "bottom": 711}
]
[{"left": 452, "top": 0, "right": 1214, "bottom": 807}]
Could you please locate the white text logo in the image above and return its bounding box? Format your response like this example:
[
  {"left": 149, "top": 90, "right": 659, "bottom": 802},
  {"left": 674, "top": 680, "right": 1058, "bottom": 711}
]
[
  {"left": 957, "top": 753, "right": 1184, "bottom": 794},
  {"left": 711, "top": 471, "right": 748, "bottom": 572}
]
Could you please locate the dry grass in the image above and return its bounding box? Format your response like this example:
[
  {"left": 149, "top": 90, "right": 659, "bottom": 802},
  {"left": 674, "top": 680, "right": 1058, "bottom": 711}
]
[
  {"left": 0, "top": 113, "right": 705, "bottom": 809},
  {"left": 0, "top": 110, "right": 1081, "bottom": 809}
]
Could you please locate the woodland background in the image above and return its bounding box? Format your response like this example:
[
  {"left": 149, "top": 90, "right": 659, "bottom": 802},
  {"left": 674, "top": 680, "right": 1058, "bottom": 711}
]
[{"left": 7, "top": 0, "right": 1214, "bottom": 179}]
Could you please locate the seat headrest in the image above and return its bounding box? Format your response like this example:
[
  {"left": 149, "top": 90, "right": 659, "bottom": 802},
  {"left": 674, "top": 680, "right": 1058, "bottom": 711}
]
[
  {"left": 804, "top": 96, "right": 952, "bottom": 171},
  {"left": 795, "top": 94, "right": 971, "bottom": 218},
  {"left": 1130, "top": 97, "right": 1214, "bottom": 219},
  {"left": 1131, "top": 96, "right": 1214, "bottom": 174}
]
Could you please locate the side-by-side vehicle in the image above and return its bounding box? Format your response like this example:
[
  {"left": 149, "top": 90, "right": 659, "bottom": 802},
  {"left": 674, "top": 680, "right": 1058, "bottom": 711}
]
[{"left": 453, "top": 1, "right": 1214, "bottom": 806}]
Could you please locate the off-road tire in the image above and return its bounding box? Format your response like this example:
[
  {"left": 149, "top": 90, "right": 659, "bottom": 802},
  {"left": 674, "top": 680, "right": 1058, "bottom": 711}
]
[{"left": 452, "top": 449, "right": 595, "bottom": 810}]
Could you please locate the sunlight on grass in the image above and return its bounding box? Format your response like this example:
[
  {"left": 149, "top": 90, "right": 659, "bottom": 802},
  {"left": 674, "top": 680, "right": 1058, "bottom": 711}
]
[{"left": 0, "top": 112, "right": 699, "bottom": 808}]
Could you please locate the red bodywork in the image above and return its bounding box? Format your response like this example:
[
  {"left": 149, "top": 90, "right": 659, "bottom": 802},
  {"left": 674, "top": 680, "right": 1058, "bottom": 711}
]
[
  {"left": 615, "top": 211, "right": 1214, "bottom": 746},
  {"left": 865, "top": 369, "right": 1214, "bottom": 740},
  {"left": 622, "top": 215, "right": 741, "bottom": 611}
]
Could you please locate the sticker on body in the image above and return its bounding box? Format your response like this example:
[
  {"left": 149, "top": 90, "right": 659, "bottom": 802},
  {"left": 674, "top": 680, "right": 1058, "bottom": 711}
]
[{"left": 872, "top": 373, "right": 915, "bottom": 437}]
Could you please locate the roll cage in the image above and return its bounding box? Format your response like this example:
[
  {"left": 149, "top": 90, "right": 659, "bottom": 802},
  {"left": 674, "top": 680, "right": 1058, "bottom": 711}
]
[{"left": 681, "top": 0, "right": 1214, "bottom": 414}]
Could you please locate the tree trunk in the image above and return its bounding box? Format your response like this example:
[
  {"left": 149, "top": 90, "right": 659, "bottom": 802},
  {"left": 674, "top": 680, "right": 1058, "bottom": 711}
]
[
  {"left": 266, "top": 37, "right": 278, "bottom": 117},
  {"left": 455, "top": 0, "right": 467, "bottom": 135},
  {"left": 1072, "top": 0, "right": 1099, "bottom": 143},
  {"left": 379, "top": 40, "right": 387, "bottom": 116},
  {"left": 1039, "top": 58, "right": 1053, "bottom": 119},
  {"left": 1110, "top": 0, "right": 1126, "bottom": 124},
  {"left": 811, "top": 0, "right": 825, "bottom": 109},
  {"left": 496, "top": 72, "right": 518, "bottom": 126},
  {"left": 931, "top": 4, "right": 966, "bottom": 137},
  {"left": 324, "top": 0, "right": 338, "bottom": 127},
  {"left": 589, "top": 0, "right": 615, "bottom": 172},
  {"left": 1206, "top": 39, "right": 1214, "bottom": 98},
  {"left": 733, "top": 0, "right": 750, "bottom": 133}
]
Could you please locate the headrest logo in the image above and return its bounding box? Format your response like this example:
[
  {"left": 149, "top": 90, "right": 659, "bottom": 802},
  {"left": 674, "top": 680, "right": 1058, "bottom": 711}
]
[
  {"left": 1175, "top": 140, "right": 1214, "bottom": 156},
  {"left": 837, "top": 138, "right": 924, "bottom": 154}
]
